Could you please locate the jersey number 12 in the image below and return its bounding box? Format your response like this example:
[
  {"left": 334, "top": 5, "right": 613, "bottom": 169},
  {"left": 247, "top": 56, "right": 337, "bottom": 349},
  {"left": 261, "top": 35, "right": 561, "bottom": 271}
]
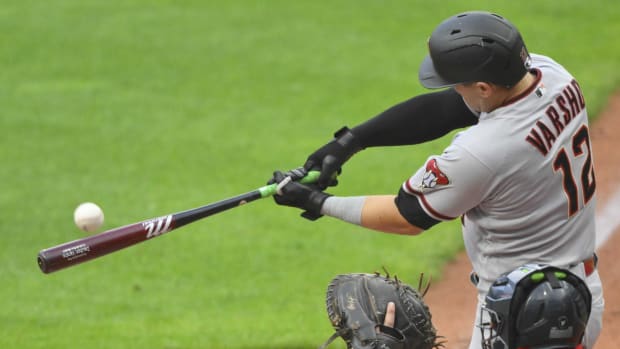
[{"left": 552, "top": 125, "right": 596, "bottom": 217}]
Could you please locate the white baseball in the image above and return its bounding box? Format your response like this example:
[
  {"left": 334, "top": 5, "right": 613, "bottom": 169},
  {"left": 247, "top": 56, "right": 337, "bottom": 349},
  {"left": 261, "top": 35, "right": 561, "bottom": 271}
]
[{"left": 74, "top": 202, "right": 104, "bottom": 233}]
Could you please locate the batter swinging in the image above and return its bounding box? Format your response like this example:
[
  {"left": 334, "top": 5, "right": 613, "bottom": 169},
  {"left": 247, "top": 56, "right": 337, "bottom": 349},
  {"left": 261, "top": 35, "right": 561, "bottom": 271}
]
[{"left": 270, "top": 11, "right": 604, "bottom": 349}]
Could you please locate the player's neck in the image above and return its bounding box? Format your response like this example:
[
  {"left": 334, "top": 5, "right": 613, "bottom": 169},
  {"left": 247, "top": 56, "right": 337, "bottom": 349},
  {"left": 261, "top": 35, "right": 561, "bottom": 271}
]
[
  {"left": 502, "top": 72, "right": 537, "bottom": 105},
  {"left": 484, "top": 72, "right": 536, "bottom": 112}
]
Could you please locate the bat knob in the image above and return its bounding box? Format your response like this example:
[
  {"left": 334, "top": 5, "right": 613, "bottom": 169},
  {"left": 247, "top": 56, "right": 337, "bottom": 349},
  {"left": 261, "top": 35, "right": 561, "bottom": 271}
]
[{"left": 37, "top": 252, "right": 51, "bottom": 274}]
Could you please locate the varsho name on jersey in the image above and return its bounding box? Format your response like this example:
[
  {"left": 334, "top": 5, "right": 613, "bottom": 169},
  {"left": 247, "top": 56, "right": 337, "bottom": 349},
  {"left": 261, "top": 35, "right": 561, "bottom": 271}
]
[{"left": 525, "top": 79, "right": 585, "bottom": 156}]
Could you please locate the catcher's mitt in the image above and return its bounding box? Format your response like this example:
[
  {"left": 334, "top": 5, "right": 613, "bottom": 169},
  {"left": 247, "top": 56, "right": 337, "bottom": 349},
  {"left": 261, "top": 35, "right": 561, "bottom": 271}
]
[{"left": 319, "top": 272, "right": 439, "bottom": 349}]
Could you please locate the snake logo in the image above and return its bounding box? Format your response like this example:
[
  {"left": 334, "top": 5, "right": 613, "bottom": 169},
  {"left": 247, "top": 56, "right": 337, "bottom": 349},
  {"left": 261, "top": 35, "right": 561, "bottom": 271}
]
[{"left": 421, "top": 159, "right": 449, "bottom": 188}]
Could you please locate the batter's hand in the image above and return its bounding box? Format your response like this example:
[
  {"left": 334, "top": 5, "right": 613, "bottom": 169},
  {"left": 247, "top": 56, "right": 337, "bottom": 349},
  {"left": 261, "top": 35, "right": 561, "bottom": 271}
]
[
  {"left": 304, "top": 126, "right": 363, "bottom": 189},
  {"left": 272, "top": 170, "right": 331, "bottom": 220}
]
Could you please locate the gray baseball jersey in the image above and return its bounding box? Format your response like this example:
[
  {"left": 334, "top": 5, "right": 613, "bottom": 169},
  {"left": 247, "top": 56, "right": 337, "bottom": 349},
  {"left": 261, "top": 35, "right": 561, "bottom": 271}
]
[{"left": 403, "top": 54, "right": 596, "bottom": 290}]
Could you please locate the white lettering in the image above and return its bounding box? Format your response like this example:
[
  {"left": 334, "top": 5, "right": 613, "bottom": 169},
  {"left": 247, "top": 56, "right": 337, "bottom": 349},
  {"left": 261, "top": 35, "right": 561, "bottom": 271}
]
[
  {"left": 61, "top": 244, "right": 91, "bottom": 260},
  {"left": 144, "top": 215, "right": 173, "bottom": 238}
]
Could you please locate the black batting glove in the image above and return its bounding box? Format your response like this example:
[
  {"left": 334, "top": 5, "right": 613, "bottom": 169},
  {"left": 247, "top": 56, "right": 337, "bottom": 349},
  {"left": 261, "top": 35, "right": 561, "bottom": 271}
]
[
  {"left": 304, "top": 126, "right": 363, "bottom": 189},
  {"left": 272, "top": 170, "right": 331, "bottom": 221}
]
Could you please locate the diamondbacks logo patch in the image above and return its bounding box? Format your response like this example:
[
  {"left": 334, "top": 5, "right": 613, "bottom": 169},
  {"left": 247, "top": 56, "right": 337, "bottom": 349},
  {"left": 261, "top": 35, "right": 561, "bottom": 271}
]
[{"left": 421, "top": 159, "right": 449, "bottom": 188}]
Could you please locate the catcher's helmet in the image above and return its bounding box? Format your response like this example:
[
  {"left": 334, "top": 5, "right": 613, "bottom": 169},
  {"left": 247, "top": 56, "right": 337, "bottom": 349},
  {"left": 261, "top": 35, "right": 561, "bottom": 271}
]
[
  {"left": 480, "top": 264, "right": 591, "bottom": 349},
  {"left": 419, "top": 11, "right": 531, "bottom": 89}
]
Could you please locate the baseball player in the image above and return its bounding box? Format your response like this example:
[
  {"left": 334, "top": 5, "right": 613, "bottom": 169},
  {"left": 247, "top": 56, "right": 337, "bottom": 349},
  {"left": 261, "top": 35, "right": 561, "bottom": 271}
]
[
  {"left": 480, "top": 264, "right": 592, "bottom": 349},
  {"left": 270, "top": 11, "right": 604, "bottom": 349}
]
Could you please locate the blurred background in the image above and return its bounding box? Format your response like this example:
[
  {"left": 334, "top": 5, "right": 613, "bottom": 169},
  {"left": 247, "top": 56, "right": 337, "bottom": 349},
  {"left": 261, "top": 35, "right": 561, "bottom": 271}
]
[{"left": 2, "top": 1, "right": 619, "bottom": 348}]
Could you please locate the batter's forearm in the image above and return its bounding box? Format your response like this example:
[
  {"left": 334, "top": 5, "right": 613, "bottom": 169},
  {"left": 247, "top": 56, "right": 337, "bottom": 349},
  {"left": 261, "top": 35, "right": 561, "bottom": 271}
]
[
  {"left": 361, "top": 195, "right": 424, "bottom": 235},
  {"left": 321, "top": 195, "right": 423, "bottom": 235}
]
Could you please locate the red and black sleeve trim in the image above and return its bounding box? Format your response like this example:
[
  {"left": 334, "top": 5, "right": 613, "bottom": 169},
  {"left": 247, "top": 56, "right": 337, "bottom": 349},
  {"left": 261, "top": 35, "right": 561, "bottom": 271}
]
[{"left": 403, "top": 181, "right": 458, "bottom": 221}]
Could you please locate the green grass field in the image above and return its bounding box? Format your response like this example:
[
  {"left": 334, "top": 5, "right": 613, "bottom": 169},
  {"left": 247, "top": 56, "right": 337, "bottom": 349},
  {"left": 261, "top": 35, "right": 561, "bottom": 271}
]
[{"left": 2, "top": 1, "right": 619, "bottom": 348}]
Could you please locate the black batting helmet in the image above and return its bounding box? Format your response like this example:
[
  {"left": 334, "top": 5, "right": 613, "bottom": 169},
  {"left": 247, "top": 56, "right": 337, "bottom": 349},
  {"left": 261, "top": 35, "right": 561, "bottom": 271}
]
[
  {"left": 419, "top": 11, "right": 531, "bottom": 89},
  {"left": 480, "top": 264, "right": 591, "bottom": 349}
]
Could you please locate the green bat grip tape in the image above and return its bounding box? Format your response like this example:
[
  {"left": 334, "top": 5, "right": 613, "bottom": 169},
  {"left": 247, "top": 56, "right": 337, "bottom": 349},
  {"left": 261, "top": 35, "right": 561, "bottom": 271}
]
[{"left": 258, "top": 170, "right": 321, "bottom": 198}]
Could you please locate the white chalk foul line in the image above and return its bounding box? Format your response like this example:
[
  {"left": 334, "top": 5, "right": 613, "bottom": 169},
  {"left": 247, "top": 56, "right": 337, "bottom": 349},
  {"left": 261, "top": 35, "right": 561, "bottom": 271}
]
[{"left": 596, "top": 186, "right": 620, "bottom": 249}]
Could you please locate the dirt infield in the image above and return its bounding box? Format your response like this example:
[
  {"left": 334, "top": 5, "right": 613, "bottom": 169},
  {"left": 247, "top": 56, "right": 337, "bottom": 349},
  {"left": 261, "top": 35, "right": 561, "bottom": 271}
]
[{"left": 424, "top": 92, "right": 620, "bottom": 349}]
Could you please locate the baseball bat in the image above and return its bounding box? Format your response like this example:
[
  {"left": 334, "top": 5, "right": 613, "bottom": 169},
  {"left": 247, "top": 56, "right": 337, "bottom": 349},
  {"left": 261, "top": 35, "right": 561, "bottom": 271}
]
[{"left": 37, "top": 171, "right": 319, "bottom": 274}]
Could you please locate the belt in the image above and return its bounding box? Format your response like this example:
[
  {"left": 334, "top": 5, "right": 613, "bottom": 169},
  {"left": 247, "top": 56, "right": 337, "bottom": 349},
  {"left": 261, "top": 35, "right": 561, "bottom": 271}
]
[{"left": 469, "top": 253, "right": 599, "bottom": 286}]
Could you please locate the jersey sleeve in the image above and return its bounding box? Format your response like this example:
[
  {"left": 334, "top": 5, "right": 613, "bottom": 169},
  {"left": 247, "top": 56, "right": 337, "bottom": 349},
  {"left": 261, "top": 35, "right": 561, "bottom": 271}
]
[{"left": 398, "top": 143, "right": 494, "bottom": 222}]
